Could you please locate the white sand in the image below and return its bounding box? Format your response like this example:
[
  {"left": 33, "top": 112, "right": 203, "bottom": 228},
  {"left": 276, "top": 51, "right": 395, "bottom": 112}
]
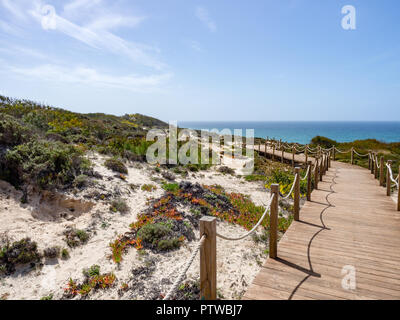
[{"left": 0, "top": 151, "right": 276, "bottom": 300}]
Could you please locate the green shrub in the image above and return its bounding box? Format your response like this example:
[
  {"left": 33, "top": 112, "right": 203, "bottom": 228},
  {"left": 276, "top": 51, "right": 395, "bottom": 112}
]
[
  {"left": 3, "top": 140, "right": 90, "bottom": 189},
  {"left": 0, "top": 113, "right": 31, "bottom": 146},
  {"left": 43, "top": 246, "right": 60, "bottom": 259},
  {"left": 110, "top": 198, "right": 129, "bottom": 213},
  {"left": 141, "top": 184, "right": 157, "bottom": 192},
  {"left": 104, "top": 158, "right": 128, "bottom": 174},
  {"left": 64, "top": 228, "right": 90, "bottom": 248},
  {"left": 157, "top": 238, "right": 180, "bottom": 251},
  {"left": 162, "top": 183, "right": 180, "bottom": 193},
  {"left": 311, "top": 136, "right": 337, "bottom": 148},
  {"left": 61, "top": 248, "right": 70, "bottom": 260},
  {"left": 83, "top": 264, "right": 100, "bottom": 278},
  {"left": 0, "top": 238, "right": 41, "bottom": 274}
]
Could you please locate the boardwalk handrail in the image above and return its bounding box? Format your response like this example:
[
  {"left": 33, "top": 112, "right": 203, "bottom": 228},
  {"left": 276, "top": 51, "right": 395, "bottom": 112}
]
[
  {"left": 163, "top": 235, "right": 206, "bottom": 300},
  {"left": 215, "top": 194, "right": 274, "bottom": 241}
]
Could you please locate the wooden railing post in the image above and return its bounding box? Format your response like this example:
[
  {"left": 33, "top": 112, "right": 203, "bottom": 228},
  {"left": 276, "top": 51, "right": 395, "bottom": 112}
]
[
  {"left": 386, "top": 160, "right": 392, "bottom": 196},
  {"left": 200, "top": 216, "right": 217, "bottom": 300},
  {"left": 307, "top": 161, "right": 312, "bottom": 201},
  {"left": 319, "top": 155, "right": 323, "bottom": 181},
  {"left": 398, "top": 166, "right": 400, "bottom": 212},
  {"left": 314, "top": 157, "right": 319, "bottom": 190},
  {"left": 269, "top": 184, "right": 279, "bottom": 259},
  {"left": 379, "top": 156, "right": 384, "bottom": 186},
  {"left": 292, "top": 146, "right": 295, "bottom": 167},
  {"left": 294, "top": 167, "right": 300, "bottom": 221},
  {"left": 351, "top": 147, "right": 354, "bottom": 165},
  {"left": 368, "top": 152, "right": 371, "bottom": 171},
  {"left": 305, "top": 146, "right": 308, "bottom": 164},
  {"left": 333, "top": 147, "right": 336, "bottom": 161},
  {"left": 272, "top": 144, "right": 275, "bottom": 161},
  {"left": 374, "top": 155, "right": 378, "bottom": 179}
]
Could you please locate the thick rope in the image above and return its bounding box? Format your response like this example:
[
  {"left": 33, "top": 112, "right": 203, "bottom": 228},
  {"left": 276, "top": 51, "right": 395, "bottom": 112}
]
[
  {"left": 301, "top": 165, "right": 311, "bottom": 181},
  {"left": 375, "top": 155, "right": 381, "bottom": 169},
  {"left": 163, "top": 235, "right": 206, "bottom": 300},
  {"left": 386, "top": 163, "right": 399, "bottom": 188},
  {"left": 216, "top": 194, "right": 274, "bottom": 241},
  {"left": 281, "top": 174, "right": 299, "bottom": 200},
  {"left": 354, "top": 150, "right": 369, "bottom": 157},
  {"left": 334, "top": 147, "right": 351, "bottom": 154}
]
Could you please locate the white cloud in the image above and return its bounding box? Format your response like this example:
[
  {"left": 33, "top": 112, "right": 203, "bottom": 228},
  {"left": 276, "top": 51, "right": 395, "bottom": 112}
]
[
  {"left": 63, "top": 0, "right": 102, "bottom": 15},
  {"left": 0, "top": 19, "right": 21, "bottom": 36},
  {"left": 189, "top": 40, "right": 202, "bottom": 52},
  {"left": 0, "top": 44, "right": 48, "bottom": 60},
  {"left": 28, "top": 5, "right": 164, "bottom": 70},
  {"left": 0, "top": 0, "right": 27, "bottom": 20},
  {"left": 195, "top": 6, "right": 216, "bottom": 32},
  {"left": 7, "top": 63, "right": 173, "bottom": 93},
  {"left": 85, "top": 14, "right": 146, "bottom": 31}
]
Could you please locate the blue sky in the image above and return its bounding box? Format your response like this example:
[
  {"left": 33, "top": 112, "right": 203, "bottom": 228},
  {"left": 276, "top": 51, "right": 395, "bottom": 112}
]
[{"left": 0, "top": 0, "right": 399, "bottom": 121}]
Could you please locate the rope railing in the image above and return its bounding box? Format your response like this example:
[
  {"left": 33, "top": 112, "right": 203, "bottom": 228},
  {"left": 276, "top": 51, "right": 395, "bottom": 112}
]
[
  {"left": 163, "top": 235, "right": 206, "bottom": 300},
  {"left": 280, "top": 174, "right": 298, "bottom": 200},
  {"left": 334, "top": 147, "right": 351, "bottom": 154},
  {"left": 301, "top": 164, "right": 311, "bottom": 181},
  {"left": 216, "top": 194, "right": 274, "bottom": 241},
  {"left": 354, "top": 150, "right": 369, "bottom": 157},
  {"left": 386, "top": 163, "right": 399, "bottom": 188}
]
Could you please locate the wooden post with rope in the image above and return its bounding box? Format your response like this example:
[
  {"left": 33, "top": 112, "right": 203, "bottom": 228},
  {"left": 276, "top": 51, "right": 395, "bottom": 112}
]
[
  {"left": 269, "top": 184, "right": 279, "bottom": 259},
  {"left": 305, "top": 146, "right": 308, "bottom": 164},
  {"left": 272, "top": 144, "right": 275, "bottom": 161},
  {"left": 294, "top": 167, "right": 300, "bottom": 221},
  {"left": 379, "top": 156, "right": 384, "bottom": 186},
  {"left": 398, "top": 166, "right": 400, "bottom": 212},
  {"left": 315, "top": 157, "right": 319, "bottom": 189},
  {"left": 320, "top": 155, "right": 323, "bottom": 181},
  {"left": 200, "top": 216, "right": 216, "bottom": 300},
  {"left": 307, "top": 161, "right": 312, "bottom": 201},
  {"left": 351, "top": 147, "right": 354, "bottom": 165},
  {"left": 368, "top": 152, "right": 371, "bottom": 171},
  {"left": 387, "top": 160, "right": 392, "bottom": 196},
  {"left": 371, "top": 153, "right": 374, "bottom": 174},
  {"left": 291, "top": 146, "right": 294, "bottom": 167},
  {"left": 333, "top": 147, "right": 336, "bottom": 161},
  {"left": 374, "top": 155, "right": 379, "bottom": 179}
]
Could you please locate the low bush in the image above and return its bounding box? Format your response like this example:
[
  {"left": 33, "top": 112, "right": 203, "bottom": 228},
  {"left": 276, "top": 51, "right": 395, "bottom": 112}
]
[
  {"left": 0, "top": 238, "right": 41, "bottom": 274},
  {"left": 161, "top": 183, "right": 180, "bottom": 193},
  {"left": 141, "top": 184, "right": 157, "bottom": 192},
  {"left": 110, "top": 198, "right": 129, "bottom": 213},
  {"left": 104, "top": 158, "right": 128, "bottom": 174},
  {"left": 2, "top": 140, "right": 90, "bottom": 189},
  {"left": 43, "top": 246, "right": 60, "bottom": 259},
  {"left": 64, "top": 228, "right": 90, "bottom": 248}
]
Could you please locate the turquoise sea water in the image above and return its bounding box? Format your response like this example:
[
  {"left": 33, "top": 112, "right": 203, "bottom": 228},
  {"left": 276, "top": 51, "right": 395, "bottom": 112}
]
[{"left": 179, "top": 121, "right": 400, "bottom": 145}]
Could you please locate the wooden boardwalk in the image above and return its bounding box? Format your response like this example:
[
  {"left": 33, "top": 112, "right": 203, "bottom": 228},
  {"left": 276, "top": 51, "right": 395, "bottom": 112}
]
[
  {"left": 256, "top": 144, "right": 316, "bottom": 165},
  {"left": 244, "top": 160, "right": 400, "bottom": 300}
]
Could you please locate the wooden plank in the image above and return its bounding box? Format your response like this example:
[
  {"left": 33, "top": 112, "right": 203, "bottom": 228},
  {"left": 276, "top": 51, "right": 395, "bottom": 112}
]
[{"left": 244, "top": 160, "right": 400, "bottom": 300}]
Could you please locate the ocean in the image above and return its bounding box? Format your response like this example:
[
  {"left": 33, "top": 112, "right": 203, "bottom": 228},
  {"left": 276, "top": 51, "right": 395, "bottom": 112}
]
[{"left": 179, "top": 121, "right": 400, "bottom": 145}]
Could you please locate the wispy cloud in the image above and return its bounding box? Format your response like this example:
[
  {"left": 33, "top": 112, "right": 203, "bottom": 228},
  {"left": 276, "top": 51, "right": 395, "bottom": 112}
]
[
  {"left": 6, "top": 63, "right": 173, "bottom": 93},
  {"left": 1, "top": 0, "right": 164, "bottom": 70},
  {"left": 195, "top": 6, "right": 216, "bottom": 32},
  {"left": 85, "top": 14, "right": 146, "bottom": 31},
  {"left": 0, "top": 19, "right": 21, "bottom": 36},
  {"left": 0, "top": 0, "right": 27, "bottom": 20},
  {"left": 0, "top": 43, "right": 49, "bottom": 60},
  {"left": 63, "top": 0, "right": 103, "bottom": 15},
  {"left": 189, "top": 40, "right": 202, "bottom": 52}
]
